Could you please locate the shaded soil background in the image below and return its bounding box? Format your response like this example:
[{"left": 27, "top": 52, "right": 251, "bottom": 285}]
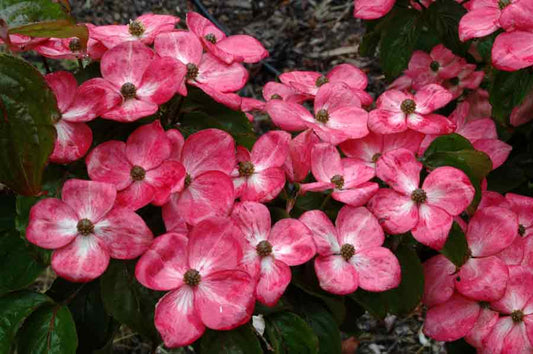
[{"left": 68, "top": 1, "right": 444, "bottom": 353}]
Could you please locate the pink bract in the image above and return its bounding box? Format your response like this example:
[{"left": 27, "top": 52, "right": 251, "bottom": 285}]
[
  {"left": 284, "top": 129, "right": 320, "bottom": 183},
  {"left": 492, "top": 31, "right": 533, "bottom": 71},
  {"left": 135, "top": 217, "right": 255, "bottom": 347},
  {"left": 231, "top": 202, "right": 316, "bottom": 306},
  {"left": 300, "top": 206, "right": 401, "bottom": 295},
  {"left": 353, "top": 0, "right": 396, "bottom": 20},
  {"left": 26, "top": 179, "right": 153, "bottom": 282},
  {"left": 405, "top": 45, "right": 463, "bottom": 90}
]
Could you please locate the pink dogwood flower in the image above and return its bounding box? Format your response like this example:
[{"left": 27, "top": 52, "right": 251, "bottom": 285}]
[
  {"left": 154, "top": 31, "right": 248, "bottom": 110},
  {"left": 353, "top": 0, "right": 395, "bottom": 20},
  {"left": 300, "top": 206, "right": 401, "bottom": 295},
  {"left": 26, "top": 179, "right": 153, "bottom": 282},
  {"left": 492, "top": 30, "right": 533, "bottom": 71},
  {"left": 231, "top": 202, "right": 316, "bottom": 306},
  {"left": 232, "top": 131, "right": 290, "bottom": 202},
  {"left": 45, "top": 71, "right": 119, "bottom": 164},
  {"left": 96, "top": 41, "right": 185, "bottom": 121},
  {"left": 284, "top": 129, "right": 320, "bottom": 183},
  {"left": 300, "top": 143, "right": 379, "bottom": 207},
  {"left": 135, "top": 217, "right": 255, "bottom": 347},
  {"left": 91, "top": 14, "right": 179, "bottom": 48},
  {"left": 186, "top": 12, "right": 268, "bottom": 64},
  {"left": 368, "top": 149, "right": 475, "bottom": 249},
  {"left": 263, "top": 81, "right": 308, "bottom": 103},
  {"left": 506, "top": 193, "right": 533, "bottom": 238},
  {"left": 443, "top": 63, "right": 484, "bottom": 99},
  {"left": 279, "top": 64, "right": 373, "bottom": 105},
  {"left": 267, "top": 82, "right": 369, "bottom": 145},
  {"left": 510, "top": 90, "right": 533, "bottom": 127},
  {"left": 86, "top": 121, "right": 185, "bottom": 211},
  {"left": 162, "top": 129, "right": 236, "bottom": 227},
  {"left": 368, "top": 84, "right": 455, "bottom": 135}
]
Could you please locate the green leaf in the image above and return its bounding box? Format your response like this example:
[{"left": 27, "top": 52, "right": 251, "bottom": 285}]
[
  {"left": 351, "top": 241, "right": 424, "bottom": 318},
  {"left": 47, "top": 279, "right": 117, "bottom": 354},
  {"left": 440, "top": 222, "right": 470, "bottom": 267},
  {"left": 0, "top": 193, "right": 15, "bottom": 232},
  {"left": 0, "top": 54, "right": 58, "bottom": 196},
  {"left": 359, "top": 30, "right": 380, "bottom": 57},
  {"left": 489, "top": 68, "right": 533, "bottom": 124},
  {"left": 16, "top": 304, "right": 78, "bottom": 354},
  {"left": 0, "top": 232, "right": 46, "bottom": 295},
  {"left": 10, "top": 21, "right": 89, "bottom": 49},
  {"left": 264, "top": 312, "right": 319, "bottom": 354},
  {"left": 100, "top": 260, "right": 162, "bottom": 342},
  {"left": 177, "top": 87, "right": 256, "bottom": 149},
  {"left": 424, "top": 0, "right": 469, "bottom": 56},
  {"left": 0, "top": 0, "right": 69, "bottom": 29},
  {"left": 445, "top": 338, "right": 476, "bottom": 353},
  {"left": 424, "top": 133, "right": 473, "bottom": 154},
  {"left": 199, "top": 324, "right": 262, "bottom": 354},
  {"left": 476, "top": 32, "right": 499, "bottom": 63},
  {"left": 378, "top": 8, "right": 420, "bottom": 80},
  {"left": 0, "top": 290, "right": 52, "bottom": 353}
]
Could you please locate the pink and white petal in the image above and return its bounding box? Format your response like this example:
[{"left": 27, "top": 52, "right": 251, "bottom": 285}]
[
  {"left": 466, "top": 206, "right": 518, "bottom": 257},
  {"left": 240, "top": 168, "right": 286, "bottom": 203},
  {"left": 376, "top": 89, "right": 410, "bottom": 111},
  {"left": 367, "top": 189, "right": 418, "bottom": 235},
  {"left": 342, "top": 159, "right": 375, "bottom": 188},
  {"left": 407, "top": 113, "right": 455, "bottom": 135},
  {"left": 491, "top": 265, "right": 533, "bottom": 314},
  {"left": 412, "top": 204, "right": 453, "bottom": 250},
  {"left": 506, "top": 193, "right": 533, "bottom": 229},
  {"left": 314, "top": 82, "right": 361, "bottom": 112},
  {"left": 196, "top": 53, "right": 248, "bottom": 92},
  {"left": 482, "top": 317, "right": 514, "bottom": 353},
  {"left": 299, "top": 210, "right": 340, "bottom": 256},
  {"left": 63, "top": 78, "right": 122, "bottom": 122},
  {"left": 473, "top": 139, "right": 512, "bottom": 170},
  {"left": 154, "top": 287, "right": 205, "bottom": 348},
  {"left": 497, "top": 237, "right": 525, "bottom": 266},
  {"left": 115, "top": 181, "right": 155, "bottom": 211},
  {"left": 376, "top": 148, "right": 421, "bottom": 195},
  {"left": 137, "top": 56, "right": 185, "bottom": 104},
  {"left": 126, "top": 121, "right": 171, "bottom": 170},
  {"left": 45, "top": 71, "right": 77, "bottom": 112},
  {"left": 479, "top": 190, "right": 510, "bottom": 210},
  {"left": 336, "top": 206, "right": 385, "bottom": 250},
  {"left": 332, "top": 182, "right": 379, "bottom": 207},
  {"left": 251, "top": 131, "right": 291, "bottom": 171},
  {"left": 423, "top": 167, "right": 475, "bottom": 216},
  {"left": 166, "top": 129, "right": 185, "bottom": 163},
  {"left": 500, "top": 0, "right": 533, "bottom": 31},
  {"left": 465, "top": 308, "right": 499, "bottom": 349},
  {"left": 155, "top": 31, "right": 203, "bottom": 66},
  {"left": 368, "top": 109, "right": 407, "bottom": 134},
  {"left": 265, "top": 100, "right": 310, "bottom": 132},
  {"left": 285, "top": 129, "right": 319, "bottom": 182},
  {"left": 383, "top": 130, "right": 424, "bottom": 154},
  {"left": 299, "top": 181, "right": 334, "bottom": 194},
  {"left": 137, "top": 14, "right": 179, "bottom": 42},
  {"left": 310, "top": 143, "right": 343, "bottom": 183},
  {"left": 50, "top": 120, "right": 93, "bottom": 164},
  {"left": 503, "top": 322, "right": 533, "bottom": 353},
  {"left": 351, "top": 247, "right": 401, "bottom": 292},
  {"left": 339, "top": 132, "right": 383, "bottom": 164},
  {"left": 51, "top": 235, "right": 110, "bottom": 282},
  {"left": 327, "top": 63, "right": 368, "bottom": 90},
  {"left": 166, "top": 171, "right": 234, "bottom": 225},
  {"left": 314, "top": 255, "right": 358, "bottom": 295},
  {"left": 457, "top": 118, "right": 497, "bottom": 140},
  {"left": 279, "top": 71, "right": 322, "bottom": 96},
  {"left": 492, "top": 31, "right": 533, "bottom": 71},
  {"left": 186, "top": 12, "right": 226, "bottom": 42},
  {"left": 422, "top": 255, "right": 456, "bottom": 307},
  {"left": 414, "top": 84, "right": 453, "bottom": 114},
  {"left": 270, "top": 218, "right": 315, "bottom": 266},
  {"left": 195, "top": 269, "right": 254, "bottom": 330},
  {"left": 90, "top": 25, "right": 132, "bottom": 49},
  {"left": 26, "top": 199, "right": 78, "bottom": 249},
  {"left": 231, "top": 201, "right": 271, "bottom": 246},
  {"left": 147, "top": 161, "right": 186, "bottom": 206},
  {"left": 423, "top": 293, "right": 480, "bottom": 342},
  {"left": 187, "top": 217, "right": 243, "bottom": 275},
  {"left": 216, "top": 35, "right": 268, "bottom": 64},
  {"left": 181, "top": 128, "right": 236, "bottom": 177},
  {"left": 61, "top": 179, "right": 117, "bottom": 222},
  {"left": 325, "top": 106, "right": 369, "bottom": 141},
  {"left": 192, "top": 83, "right": 242, "bottom": 110},
  {"left": 135, "top": 232, "right": 188, "bottom": 291},
  {"left": 101, "top": 98, "right": 159, "bottom": 122},
  {"left": 256, "top": 257, "right": 291, "bottom": 306},
  {"left": 353, "top": 0, "right": 395, "bottom": 20},
  {"left": 456, "top": 256, "right": 509, "bottom": 302},
  {"left": 458, "top": 7, "right": 501, "bottom": 41},
  {"left": 86, "top": 140, "right": 132, "bottom": 191},
  {"left": 100, "top": 41, "right": 155, "bottom": 87}
]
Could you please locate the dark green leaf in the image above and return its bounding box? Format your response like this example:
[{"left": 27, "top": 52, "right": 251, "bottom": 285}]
[
  {"left": 445, "top": 338, "right": 476, "bottom": 353},
  {"left": 339, "top": 297, "right": 365, "bottom": 335},
  {"left": 378, "top": 8, "right": 420, "bottom": 79},
  {"left": 351, "top": 241, "right": 424, "bottom": 318},
  {"left": 0, "top": 0, "right": 69, "bottom": 29},
  {"left": 10, "top": 21, "right": 88, "bottom": 49},
  {"left": 476, "top": 32, "right": 499, "bottom": 63},
  {"left": 424, "top": 0, "right": 469, "bottom": 56},
  {"left": 264, "top": 312, "right": 319, "bottom": 354},
  {"left": 0, "top": 232, "right": 46, "bottom": 295},
  {"left": 0, "top": 290, "right": 52, "bottom": 353},
  {"left": 0, "top": 193, "right": 15, "bottom": 232},
  {"left": 0, "top": 54, "right": 58, "bottom": 195},
  {"left": 200, "top": 324, "right": 262, "bottom": 354},
  {"left": 359, "top": 30, "right": 380, "bottom": 57},
  {"left": 489, "top": 68, "right": 533, "bottom": 124},
  {"left": 47, "top": 279, "right": 117, "bottom": 354},
  {"left": 424, "top": 133, "right": 474, "bottom": 154},
  {"left": 100, "top": 260, "right": 162, "bottom": 342},
  {"left": 440, "top": 222, "right": 470, "bottom": 267},
  {"left": 16, "top": 304, "right": 78, "bottom": 354}
]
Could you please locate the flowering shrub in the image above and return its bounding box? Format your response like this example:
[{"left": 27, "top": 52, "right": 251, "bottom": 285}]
[{"left": 0, "top": 0, "right": 532, "bottom": 352}]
